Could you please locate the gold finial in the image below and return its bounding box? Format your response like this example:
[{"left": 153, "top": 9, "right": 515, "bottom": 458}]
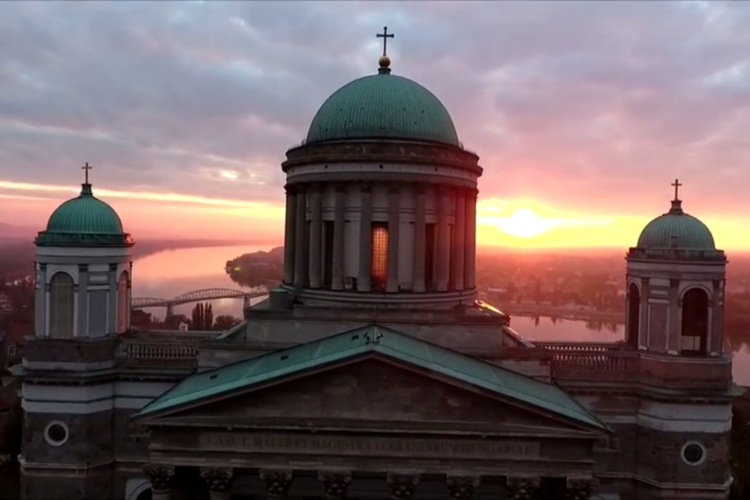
[{"left": 379, "top": 55, "right": 391, "bottom": 69}]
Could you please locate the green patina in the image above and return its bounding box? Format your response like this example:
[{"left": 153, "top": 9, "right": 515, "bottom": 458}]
[
  {"left": 35, "top": 183, "right": 131, "bottom": 247},
  {"left": 306, "top": 70, "right": 460, "bottom": 147},
  {"left": 637, "top": 200, "right": 715, "bottom": 251},
  {"left": 136, "top": 324, "right": 607, "bottom": 431}
]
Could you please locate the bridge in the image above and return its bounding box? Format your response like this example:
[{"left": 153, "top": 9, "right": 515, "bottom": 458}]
[{"left": 132, "top": 286, "right": 270, "bottom": 316}]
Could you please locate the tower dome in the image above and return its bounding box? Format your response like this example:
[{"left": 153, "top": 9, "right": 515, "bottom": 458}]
[
  {"left": 36, "top": 166, "right": 131, "bottom": 247},
  {"left": 636, "top": 180, "right": 715, "bottom": 251},
  {"left": 305, "top": 54, "right": 459, "bottom": 147}
]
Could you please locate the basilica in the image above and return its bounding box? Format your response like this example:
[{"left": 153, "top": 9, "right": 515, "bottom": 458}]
[{"left": 15, "top": 32, "right": 738, "bottom": 500}]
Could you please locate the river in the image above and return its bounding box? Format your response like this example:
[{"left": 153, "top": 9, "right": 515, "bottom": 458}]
[{"left": 133, "top": 245, "right": 750, "bottom": 386}]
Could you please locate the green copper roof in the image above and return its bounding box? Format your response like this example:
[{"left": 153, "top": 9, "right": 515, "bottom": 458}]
[
  {"left": 637, "top": 200, "right": 715, "bottom": 250},
  {"left": 35, "top": 183, "right": 131, "bottom": 247},
  {"left": 135, "top": 324, "right": 607, "bottom": 431},
  {"left": 306, "top": 68, "right": 460, "bottom": 147}
]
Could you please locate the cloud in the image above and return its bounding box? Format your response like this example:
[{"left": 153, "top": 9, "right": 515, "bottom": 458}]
[{"left": 0, "top": 0, "right": 749, "bottom": 223}]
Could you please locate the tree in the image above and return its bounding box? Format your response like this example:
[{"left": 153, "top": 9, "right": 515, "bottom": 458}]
[
  {"left": 165, "top": 314, "right": 189, "bottom": 330},
  {"left": 190, "top": 302, "right": 214, "bottom": 330},
  {"left": 131, "top": 309, "right": 152, "bottom": 328},
  {"left": 213, "top": 315, "right": 242, "bottom": 331}
]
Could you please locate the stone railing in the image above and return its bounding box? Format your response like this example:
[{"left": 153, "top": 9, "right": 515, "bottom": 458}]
[
  {"left": 500, "top": 344, "right": 732, "bottom": 389},
  {"left": 119, "top": 340, "right": 200, "bottom": 369}
]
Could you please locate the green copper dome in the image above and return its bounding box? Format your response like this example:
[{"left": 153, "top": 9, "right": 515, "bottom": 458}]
[
  {"left": 36, "top": 183, "right": 132, "bottom": 247},
  {"left": 637, "top": 200, "right": 715, "bottom": 250},
  {"left": 306, "top": 64, "right": 460, "bottom": 147}
]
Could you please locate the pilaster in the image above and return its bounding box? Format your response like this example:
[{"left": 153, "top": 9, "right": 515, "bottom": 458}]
[
  {"left": 451, "top": 188, "right": 466, "bottom": 291},
  {"left": 308, "top": 184, "right": 323, "bottom": 289},
  {"left": 413, "top": 183, "right": 427, "bottom": 293},
  {"left": 293, "top": 186, "right": 308, "bottom": 288},
  {"left": 357, "top": 182, "right": 372, "bottom": 292},
  {"left": 386, "top": 183, "right": 401, "bottom": 293},
  {"left": 283, "top": 184, "right": 297, "bottom": 285},
  {"left": 464, "top": 188, "right": 477, "bottom": 290},
  {"left": 436, "top": 185, "right": 451, "bottom": 292},
  {"left": 77, "top": 264, "right": 89, "bottom": 337},
  {"left": 331, "top": 184, "right": 346, "bottom": 290}
]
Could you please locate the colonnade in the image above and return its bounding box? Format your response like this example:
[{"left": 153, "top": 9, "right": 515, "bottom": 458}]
[
  {"left": 282, "top": 182, "right": 478, "bottom": 295},
  {"left": 142, "top": 464, "right": 599, "bottom": 500}
]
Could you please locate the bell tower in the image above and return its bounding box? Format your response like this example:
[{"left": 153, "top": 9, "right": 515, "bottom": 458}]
[
  {"left": 20, "top": 164, "right": 134, "bottom": 499},
  {"left": 625, "top": 179, "right": 726, "bottom": 356}
]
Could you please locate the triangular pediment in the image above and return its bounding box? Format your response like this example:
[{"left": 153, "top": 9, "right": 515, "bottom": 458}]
[
  {"left": 153, "top": 357, "right": 601, "bottom": 436},
  {"left": 136, "top": 325, "right": 607, "bottom": 434}
]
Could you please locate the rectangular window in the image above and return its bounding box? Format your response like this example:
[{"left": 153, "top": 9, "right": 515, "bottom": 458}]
[
  {"left": 370, "top": 222, "right": 388, "bottom": 291},
  {"left": 425, "top": 223, "right": 436, "bottom": 290},
  {"left": 7, "top": 344, "right": 16, "bottom": 356}
]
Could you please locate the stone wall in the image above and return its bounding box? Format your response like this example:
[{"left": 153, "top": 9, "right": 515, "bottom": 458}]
[{"left": 23, "top": 409, "right": 114, "bottom": 465}]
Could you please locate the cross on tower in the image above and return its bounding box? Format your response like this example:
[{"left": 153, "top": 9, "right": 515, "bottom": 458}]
[
  {"left": 81, "top": 162, "right": 93, "bottom": 184},
  {"left": 671, "top": 178, "right": 682, "bottom": 201},
  {"left": 376, "top": 26, "right": 394, "bottom": 56}
]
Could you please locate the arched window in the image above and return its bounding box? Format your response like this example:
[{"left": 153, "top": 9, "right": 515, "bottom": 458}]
[
  {"left": 117, "top": 271, "right": 129, "bottom": 332},
  {"left": 681, "top": 288, "right": 709, "bottom": 355},
  {"left": 371, "top": 223, "right": 388, "bottom": 291},
  {"left": 49, "top": 272, "right": 74, "bottom": 338},
  {"left": 626, "top": 283, "right": 640, "bottom": 348}
]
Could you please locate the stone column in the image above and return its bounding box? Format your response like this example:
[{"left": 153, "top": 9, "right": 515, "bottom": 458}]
[
  {"left": 293, "top": 186, "right": 308, "bottom": 288},
  {"left": 142, "top": 464, "right": 175, "bottom": 500},
  {"left": 464, "top": 188, "right": 477, "bottom": 290},
  {"left": 283, "top": 184, "right": 297, "bottom": 285},
  {"left": 451, "top": 188, "right": 466, "bottom": 291},
  {"left": 77, "top": 264, "right": 89, "bottom": 336},
  {"left": 308, "top": 184, "right": 323, "bottom": 289},
  {"left": 318, "top": 471, "right": 352, "bottom": 500},
  {"left": 386, "top": 472, "right": 420, "bottom": 500},
  {"left": 505, "top": 476, "right": 541, "bottom": 500},
  {"left": 200, "top": 467, "right": 234, "bottom": 500},
  {"left": 436, "top": 185, "right": 451, "bottom": 292},
  {"left": 446, "top": 474, "right": 480, "bottom": 500},
  {"left": 413, "top": 184, "right": 427, "bottom": 293},
  {"left": 331, "top": 184, "right": 346, "bottom": 291},
  {"left": 259, "top": 469, "right": 294, "bottom": 500},
  {"left": 386, "top": 183, "right": 401, "bottom": 293},
  {"left": 566, "top": 476, "right": 598, "bottom": 500},
  {"left": 357, "top": 182, "right": 372, "bottom": 292}
]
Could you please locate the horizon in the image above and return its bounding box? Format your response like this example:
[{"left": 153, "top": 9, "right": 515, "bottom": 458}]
[{"left": 1, "top": 2, "right": 749, "bottom": 250}]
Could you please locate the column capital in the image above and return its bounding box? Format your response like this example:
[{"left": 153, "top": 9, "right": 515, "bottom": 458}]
[
  {"left": 334, "top": 182, "right": 346, "bottom": 194},
  {"left": 142, "top": 463, "right": 175, "bottom": 492},
  {"left": 360, "top": 182, "right": 372, "bottom": 194},
  {"left": 259, "top": 469, "right": 294, "bottom": 499},
  {"left": 438, "top": 184, "right": 453, "bottom": 197},
  {"left": 387, "top": 472, "right": 420, "bottom": 500},
  {"left": 415, "top": 182, "right": 428, "bottom": 195},
  {"left": 284, "top": 183, "right": 296, "bottom": 195},
  {"left": 446, "top": 475, "right": 480, "bottom": 500},
  {"left": 309, "top": 182, "right": 323, "bottom": 193},
  {"left": 505, "top": 476, "right": 541, "bottom": 500},
  {"left": 387, "top": 182, "right": 401, "bottom": 195},
  {"left": 318, "top": 471, "right": 352, "bottom": 500},
  {"left": 566, "top": 476, "right": 598, "bottom": 500},
  {"left": 200, "top": 467, "right": 234, "bottom": 492}
]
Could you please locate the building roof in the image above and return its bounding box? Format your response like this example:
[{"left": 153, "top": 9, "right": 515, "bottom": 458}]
[
  {"left": 35, "top": 183, "right": 132, "bottom": 247},
  {"left": 637, "top": 199, "right": 715, "bottom": 251},
  {"left": 136, "top": 324, "right": 607, "bottom": 431},
  {"left": 305, "top": 60, "right": 460, "bottom": 147}
]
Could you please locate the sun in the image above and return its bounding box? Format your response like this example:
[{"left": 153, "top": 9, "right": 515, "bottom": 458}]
[{"left": 497, "top": 208, "right": 557, "bottom": 238}]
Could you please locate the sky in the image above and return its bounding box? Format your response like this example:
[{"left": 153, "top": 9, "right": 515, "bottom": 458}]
[{"left": 1, "top": 1, "right": 749, "bottom": 249}]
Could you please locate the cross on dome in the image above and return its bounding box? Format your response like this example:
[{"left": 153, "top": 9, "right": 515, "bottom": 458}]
[
  {"left": 82, "top": 162, "right": 93, "bottom": 185},
  {"left": 671, "top": 178, "right": 682, "bottom": 201},
  {"left": 376, "top": 26, "right": 394, "bottom": 56}
]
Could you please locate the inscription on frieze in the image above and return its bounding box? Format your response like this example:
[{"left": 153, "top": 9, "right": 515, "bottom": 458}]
[{"left": 199, "top": 433, "right": 540, "bottom": 459}]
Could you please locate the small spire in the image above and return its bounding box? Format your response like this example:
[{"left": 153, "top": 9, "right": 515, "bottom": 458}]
[
  {"left": 376, "top": 26, "right": 394, "bottom": 74},
  {"left": 669, "top": 178, "right": 683, "bottom": 213},
  {"left": 81, "top": 162, "right": 93, "bottom": 195}
]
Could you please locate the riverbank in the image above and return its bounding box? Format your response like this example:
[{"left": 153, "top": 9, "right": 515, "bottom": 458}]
[{"left": 497, "top": 304, "right": 624, "bottom": 324}]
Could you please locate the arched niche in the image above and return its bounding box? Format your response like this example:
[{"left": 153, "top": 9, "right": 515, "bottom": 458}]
[
  {"left": 626, "top": 282, "right": 640, "bottom": 348},
  {"left": 49, "top": 271, "right": 75, "bottom": 338},
  {"left": 681, "top": 287, "right": 710, "bottom": 355}
]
